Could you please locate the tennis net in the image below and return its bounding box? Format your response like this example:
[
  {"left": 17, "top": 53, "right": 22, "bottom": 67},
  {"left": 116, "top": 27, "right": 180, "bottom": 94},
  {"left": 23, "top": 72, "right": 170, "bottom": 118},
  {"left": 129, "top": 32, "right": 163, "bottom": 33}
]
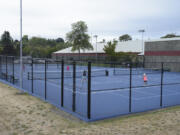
[
  {"left": 27, "top": 69, "right": 109, "bottom": 80},
  {"left": 114, "top": 68, "right": 161, "bottom": 75}
]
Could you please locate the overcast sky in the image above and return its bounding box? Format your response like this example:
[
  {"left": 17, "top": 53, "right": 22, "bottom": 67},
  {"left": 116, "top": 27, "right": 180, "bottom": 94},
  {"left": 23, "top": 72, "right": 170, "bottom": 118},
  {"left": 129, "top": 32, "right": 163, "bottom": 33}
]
[{"left": 0, "top": 0, "right": 180, "bottom": 42}]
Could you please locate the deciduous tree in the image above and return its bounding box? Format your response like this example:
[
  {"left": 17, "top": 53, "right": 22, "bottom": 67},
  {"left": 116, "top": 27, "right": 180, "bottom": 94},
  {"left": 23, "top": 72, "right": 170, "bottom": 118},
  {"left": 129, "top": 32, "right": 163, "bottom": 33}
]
[{"left": 66, "top": 21, "right": 93, "bottom": 59}]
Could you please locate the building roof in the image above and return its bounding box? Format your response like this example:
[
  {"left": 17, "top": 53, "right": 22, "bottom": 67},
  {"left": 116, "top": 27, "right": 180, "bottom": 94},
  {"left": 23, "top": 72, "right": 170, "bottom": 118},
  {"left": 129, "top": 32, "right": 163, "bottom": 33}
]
[
  {"left": 53, "top": 40, "right": 144, "bottom": 54},
  {"left": 54, "top": 42, "right": 106, "bottom": 54},
  {"left": 145, "top": 37, "right": 180, "bottom": 42}
]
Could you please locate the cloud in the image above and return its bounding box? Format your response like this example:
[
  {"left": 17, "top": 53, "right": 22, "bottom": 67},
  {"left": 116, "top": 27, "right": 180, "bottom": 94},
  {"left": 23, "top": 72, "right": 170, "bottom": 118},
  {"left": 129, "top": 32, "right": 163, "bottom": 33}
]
[{"left": 0, "top": 0, "right": 179, "bottom": 40}]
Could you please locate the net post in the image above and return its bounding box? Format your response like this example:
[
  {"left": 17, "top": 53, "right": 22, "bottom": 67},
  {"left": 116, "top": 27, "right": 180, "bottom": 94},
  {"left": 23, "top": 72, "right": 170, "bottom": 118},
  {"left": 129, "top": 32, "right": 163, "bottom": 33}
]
[
  {"left": 72, "top": 61, "right": 76, "bottom": 112},
  {"left": 87, "top": 61, "right": 91, "bottom": 119},
  {"left": 28, "top": 72, "right": 29, "bottom": 80},
  {"left": 31, "top": 58, "right": 34, "bottom": 94},
  {"left": 45, "top": 59, "right": 47, "bottom": 100},
  {"left": 113, "top": 63, "right": 115, "bottom": 75},
  {"left": 129, "top": 63, "right": 132, "bottom": 113},
  {"left": 61, "top": 60, "right": 64, "bottom": 107},
  {"left": 6, "top": 56, "right": 8, "bottom": 81},
  {"left": 12, "top": 57, "right": 15, "bottom": 84},
  {"left": 160, "top": 62, "right": 164, "bottom": 107}
]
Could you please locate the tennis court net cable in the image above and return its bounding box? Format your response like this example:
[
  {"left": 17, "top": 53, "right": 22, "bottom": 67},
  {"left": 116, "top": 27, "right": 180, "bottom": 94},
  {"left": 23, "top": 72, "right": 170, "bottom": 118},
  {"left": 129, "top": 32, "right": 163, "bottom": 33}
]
[
  {"left": 114, "top": 68, "right": 162, "bottom": 75},
  {"left": 27, "top": 69, "right": 109, "bottom": 80}
]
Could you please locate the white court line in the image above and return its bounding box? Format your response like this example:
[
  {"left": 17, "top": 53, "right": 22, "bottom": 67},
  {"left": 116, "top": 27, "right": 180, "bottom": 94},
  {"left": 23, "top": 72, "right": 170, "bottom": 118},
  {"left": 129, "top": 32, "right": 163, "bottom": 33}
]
[
  {"left": 133, "top": 91, "right": 180, "bottom": 101},
  {"left": 64, "top": 88, "right": 88, "bottom": 95},
  {"left": 132, "top": 86, "right": 159, "bottom": 96},
  {"left": 20, "top": 72, "right": 87, "bottom": 92},
  {"left": 45, "top": 79, "right": 86, "bottom": 92},
  {"left": 29, "top": 78, "right": 180, "bottom": 102},
  {"left": 133, "top": 95, "right": 160, "bottom": 101},
  {"left": 92, "top": 85, "right": 159, "bottom": 96},
  {"left": 92, "top": 89, "right": 130, "bottom": 100},
  {"left": 103, "top": 91, "right": 130, "bottom": 100},
  {"left": 103, "top": 88, "right": 158, "bottom": 101},
  {"left": 93, "top": 88, "right": 180, "bottom": 102},
  {"left": 16, "top": 72, "right": 180, "bottom": 102},
  {"left": 91, "top": 86, "right": 159, "bottom": 101}
]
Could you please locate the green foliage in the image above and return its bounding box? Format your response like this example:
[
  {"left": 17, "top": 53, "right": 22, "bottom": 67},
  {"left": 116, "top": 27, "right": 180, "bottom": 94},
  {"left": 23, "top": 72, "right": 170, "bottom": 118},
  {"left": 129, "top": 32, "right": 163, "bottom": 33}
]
[
  {"left": 115, "top": 52, "right": 137, "bottom": 63},
  {"left": 103, "top": 41, "right": 117, "bottom": 56},
  {"left": 161, "top": 33, "right": 180, "bottom": 38},
  {"left": 0, "top": 31, "right": 67, "bottom": 58},
  {"left": 0, "top": 46, "right": 3, "bottom": 54},
  {"left": 66, "top": 21, "right": 93, "bottom": 54},
  {"left": 56, "top": 38, "right": 64, "bottom": 43},
  {"left": 22, "top": 35, "right": 28, "bottom": 42},
  {"left": 100, "top": 39, "right": 106, "bottom": 43},
  {"left": 23, "top": 38, "right": 68, "bottom": 58},
  {"left": 103, "top": 40, "right": 137, "bottom": 62},
  {"left": 119, "top": 34, "right": 132, "bottom": 41},
  {"left": 1, "top": 31, "right": 13, "bottom": 45},
  {"left": 0, "top": 31, "right": 16, "bottom": 55}
]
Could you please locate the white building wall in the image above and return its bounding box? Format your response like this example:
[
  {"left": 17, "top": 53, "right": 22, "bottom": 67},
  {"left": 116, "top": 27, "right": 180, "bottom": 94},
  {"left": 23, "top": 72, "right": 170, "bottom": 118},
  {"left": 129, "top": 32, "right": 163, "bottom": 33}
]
[
  {"left": 116, "top": 40, "right": 143, "bottom": 54},
  {"left": 53, "top": 40, "right": 144, "bottom": 54}
]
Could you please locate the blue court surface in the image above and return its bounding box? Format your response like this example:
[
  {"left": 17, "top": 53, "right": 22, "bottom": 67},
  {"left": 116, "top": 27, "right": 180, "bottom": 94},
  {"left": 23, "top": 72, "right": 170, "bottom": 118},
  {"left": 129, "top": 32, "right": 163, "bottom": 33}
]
[{"left": 0, "top": 61, "right": 180, "bottom": 121}]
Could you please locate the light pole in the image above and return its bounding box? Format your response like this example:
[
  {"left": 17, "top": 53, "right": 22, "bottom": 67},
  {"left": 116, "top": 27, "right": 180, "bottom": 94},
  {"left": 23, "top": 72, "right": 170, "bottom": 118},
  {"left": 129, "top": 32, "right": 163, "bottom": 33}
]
[
  {"left": 93, "top": 35, "right": 98, "bottom": 62},
  {"left": 138, "top": 29, "right": 145, "bottom": 54},
  {"left": 20, "top": 0, "right": 23, "bottom": 89}
]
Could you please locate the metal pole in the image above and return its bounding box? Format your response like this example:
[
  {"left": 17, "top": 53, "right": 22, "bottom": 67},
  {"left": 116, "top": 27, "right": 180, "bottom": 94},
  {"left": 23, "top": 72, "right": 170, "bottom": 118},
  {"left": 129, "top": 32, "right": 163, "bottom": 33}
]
[
  {"left": 0, "top": 56, "right": 1, "bottom": 78},
  {"left": 113, "top": 63, "right": 115, "bottom": 75},
  {"left": 129, "top": 64, "right": 132, "bottom": 113},
  {"left": 96, "top": 37, "right": 97, "bottom": 62},
  {"left": 20, "top": 0, "right": 23, "bottom": 88},
  {"left": 12, "top": 57, "right": 15, "bottom": 84},
  {"left": 138, "top": 29, "right": 145, "bottom": 54},
  {"left": 45, "top": 60, "right": 47, "bottom": 100},
  {"left": 31, "top": 59, "right": 34, "bottom": 93},
  {"left": 91, "top": 33, "right": 93, "bottom": 45},
  {"left": 6, "top": 56, "right": 8, "bottom": 81},
  {"left": 87, "top": 62, "right": 91, "bottom": 119},
  {"left": 61, "top": 60, "right": 64, "bottom": 107},
  {"left": 94, "top": 35, "right": 98, "bottom": 62},
  {"left": 72, "top": 61, "right": 76, "bottom": 112},
  {"left": 142, "top": 32, "right": 144, "bottom": 53},
  {"left": 160, "top": 62, "right": 164, "bottom": 107}
]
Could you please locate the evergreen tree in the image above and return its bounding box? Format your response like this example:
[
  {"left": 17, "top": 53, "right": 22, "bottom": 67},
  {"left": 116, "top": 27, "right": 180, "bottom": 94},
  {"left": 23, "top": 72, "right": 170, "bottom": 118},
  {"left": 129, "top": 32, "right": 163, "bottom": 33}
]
[{"left": 1, "top": 31, "right": 16, "bottom": 55}]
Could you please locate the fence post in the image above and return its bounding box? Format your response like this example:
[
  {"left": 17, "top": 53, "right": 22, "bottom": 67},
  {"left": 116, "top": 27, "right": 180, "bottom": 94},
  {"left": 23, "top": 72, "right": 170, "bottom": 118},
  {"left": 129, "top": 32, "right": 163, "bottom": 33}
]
[
  {"left": 129, "top": 64, "right": 132, "bottom": 113},
  {"left": 160, "top": 62, "right": 164, "bottom": 107},
  {"left": 113, "top": 63, "right": 115, "bottom": 75},
  {"left": 0, "top": 56, "right": 1, "bottom": 78},
  {"left": 12, "top": 57, "right": 15, "bottom": 84},
  {"left": 72, "top": 61, "right": 76, "bottom": 112},
  {"left": 6, "top": 56, "right": 8, "bottom": 81},
  {"left": 45, "top": 60, "right": 47, "bottom": 100},
  {"left": 87, "top": 61, "right": 91, "bottom": 119},
  {"left": 31, "top": 59, "right": 34, "bottom": 94},
  {"left": 61, "top": 60, "right": 64, "bottom": 107}
]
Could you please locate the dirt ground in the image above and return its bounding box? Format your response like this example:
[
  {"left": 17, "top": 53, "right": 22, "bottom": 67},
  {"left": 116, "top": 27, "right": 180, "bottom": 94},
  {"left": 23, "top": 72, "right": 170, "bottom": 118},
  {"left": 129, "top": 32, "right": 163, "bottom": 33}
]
[{"left": 0, "top": 83, "right": 180, "bottom": 135}]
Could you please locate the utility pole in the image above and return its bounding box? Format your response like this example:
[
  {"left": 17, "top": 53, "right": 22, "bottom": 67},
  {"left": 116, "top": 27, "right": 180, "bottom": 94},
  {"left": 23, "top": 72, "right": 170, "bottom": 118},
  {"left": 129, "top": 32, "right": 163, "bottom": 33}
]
[
  {"left": 138, "top": 29, "right": 145, "bottom": 54},
  {"left": 20, "top": 0, "right": 23, "bottom": 89},
  {"left": 93, "top": 35, "right": 98, "bottom": 62}
]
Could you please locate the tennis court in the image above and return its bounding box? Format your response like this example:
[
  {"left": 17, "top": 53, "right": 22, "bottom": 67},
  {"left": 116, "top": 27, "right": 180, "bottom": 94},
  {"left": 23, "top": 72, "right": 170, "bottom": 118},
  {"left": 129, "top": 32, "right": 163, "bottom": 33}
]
[{"left": 0, "top": 56, "right": 180, "bottom": 121}]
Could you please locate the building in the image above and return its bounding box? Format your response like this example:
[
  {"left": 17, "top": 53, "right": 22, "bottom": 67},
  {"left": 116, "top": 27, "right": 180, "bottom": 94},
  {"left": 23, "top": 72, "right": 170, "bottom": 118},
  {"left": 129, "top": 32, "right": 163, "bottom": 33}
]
[
  {"left": 52, "top": 40, "right": 144, "bottom": 60},
  {"left": 144, "top": 38, "right": 180, "bottom": 71},
  {"left": 52, "top": 37, "right": 180, "bottom": 71}
]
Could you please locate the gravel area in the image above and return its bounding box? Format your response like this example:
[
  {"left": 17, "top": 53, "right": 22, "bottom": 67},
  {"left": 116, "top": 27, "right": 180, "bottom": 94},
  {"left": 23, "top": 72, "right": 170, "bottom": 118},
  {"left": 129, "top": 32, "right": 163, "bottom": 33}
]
[{"left": 0, "top": 82, "right": 180, "bottom": 135}]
